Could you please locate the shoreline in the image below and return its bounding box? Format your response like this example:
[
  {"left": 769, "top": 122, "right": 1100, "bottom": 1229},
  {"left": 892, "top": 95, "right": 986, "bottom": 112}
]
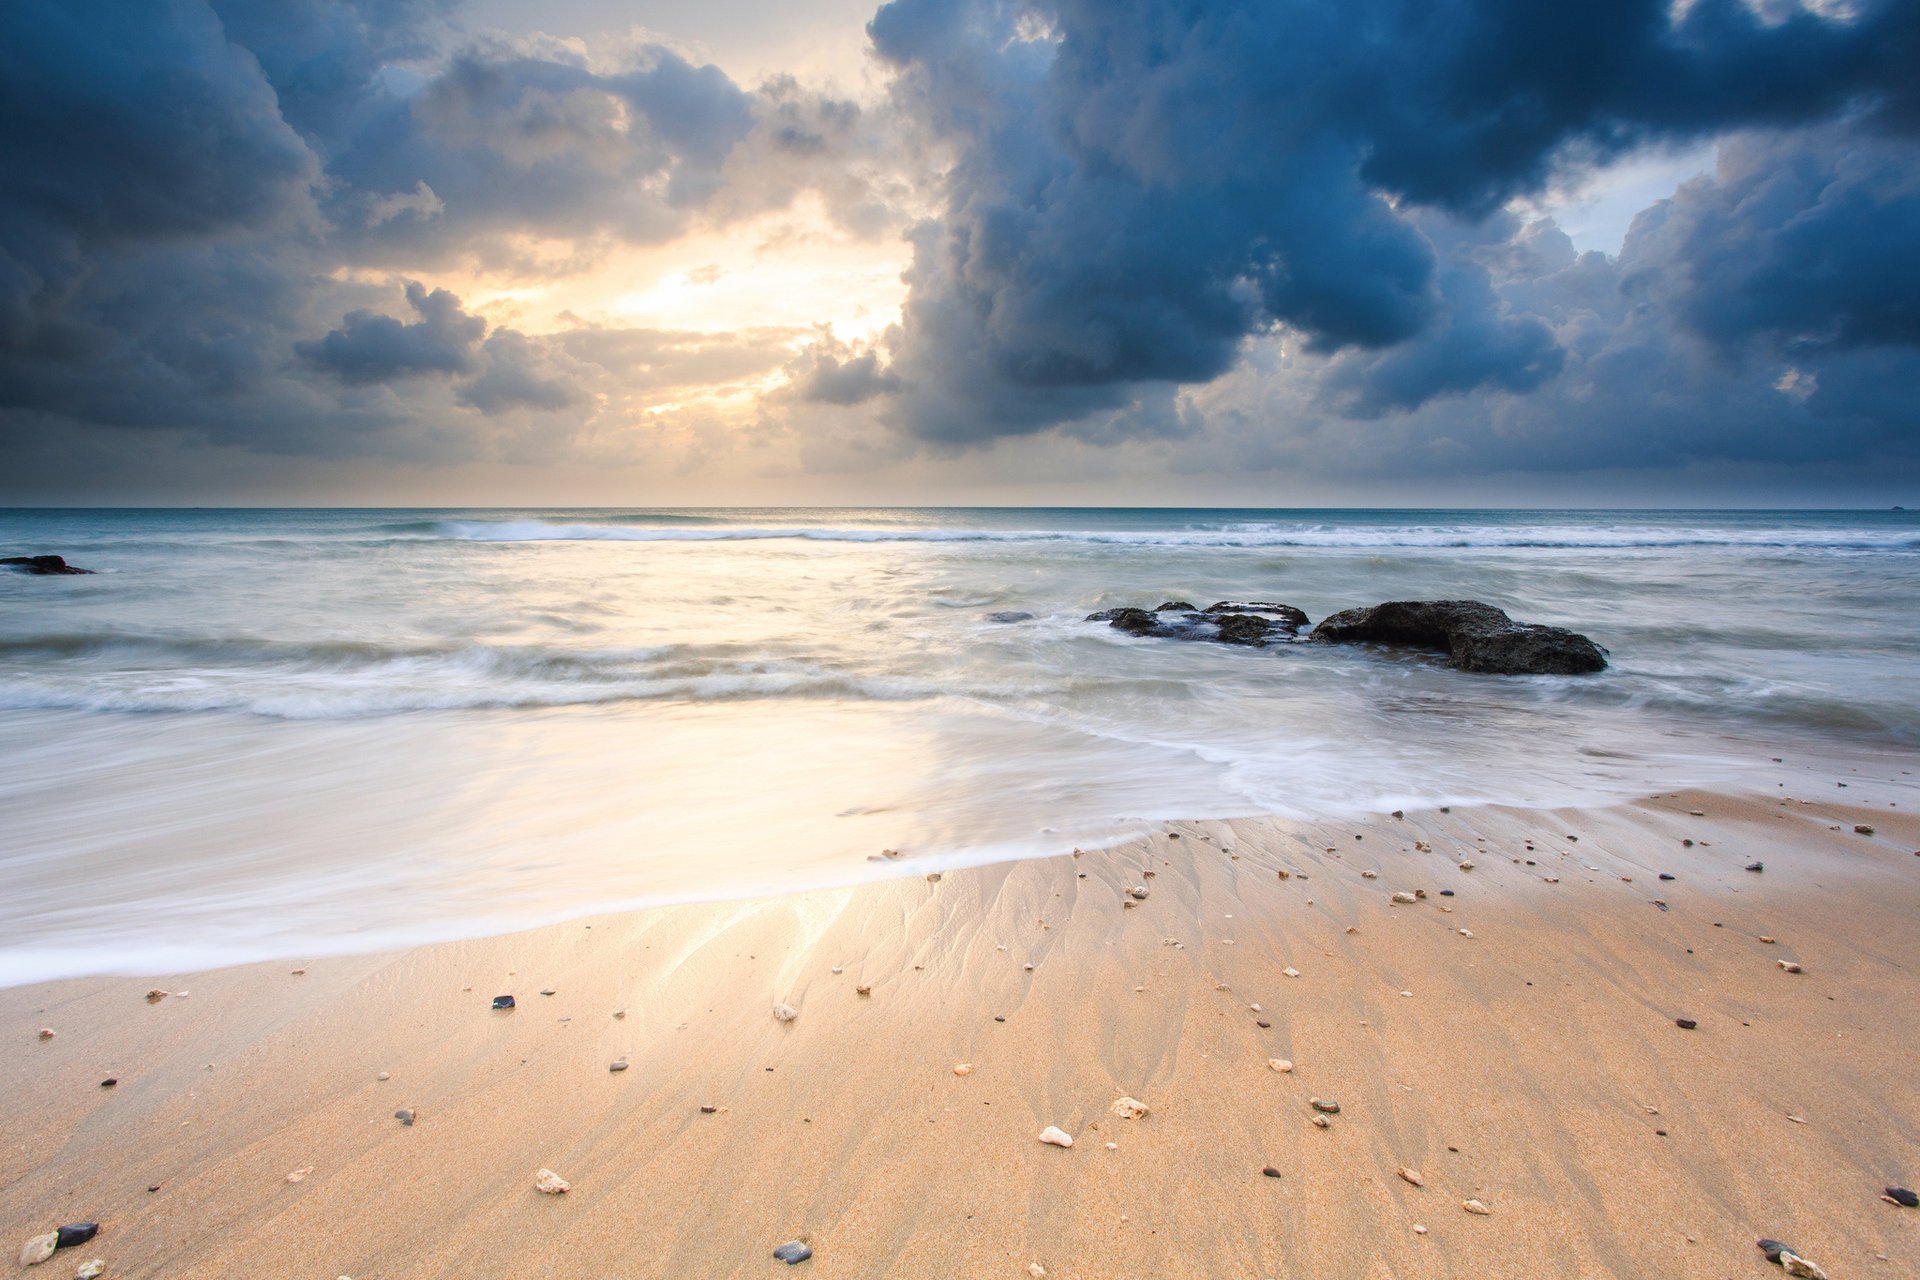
[{"left": 4, "top": 785, "right": 1919, "bottom": 1277}]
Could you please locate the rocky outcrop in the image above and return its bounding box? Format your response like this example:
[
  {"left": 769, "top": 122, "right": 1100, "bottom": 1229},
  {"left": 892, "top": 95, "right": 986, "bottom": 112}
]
[
  {"left": 1308, "top": 599, "right": 1606, "bottom": 674},
  {"left": 1, "top": 555, "right": 92, "bottom": 575},
  {"left": 1086, "top": 600, "right": 1310, "bottom": 647}
]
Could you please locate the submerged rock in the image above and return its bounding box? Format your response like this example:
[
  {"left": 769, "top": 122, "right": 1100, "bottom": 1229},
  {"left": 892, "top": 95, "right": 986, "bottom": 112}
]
[
  {"left": 773, "top": 1241, "right": 813, "bottom": 1265},
  {"left": 1085, "top": 600, "right": 1310, "bottom": 648},
  {"left": 2, "top": 554, "right": 92, "bottom": 575},
  {"left": 1308, "top": 599, "right": 1607, "bottom": 674},
  {"left": 985, "top": 611, "right": 1034, "bottom": 623}
]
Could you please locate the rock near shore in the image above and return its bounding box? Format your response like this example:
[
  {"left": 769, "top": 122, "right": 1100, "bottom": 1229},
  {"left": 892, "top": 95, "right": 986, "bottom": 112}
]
[
  {"left": 1, "top": 555, "right": 92, "bottom": 575},
  {"left": 1086, "top": 600, "right": 1310, "bottom": 647},
  {"left": 1308, "top": 599, "right": 1607, "bottom": 674}
]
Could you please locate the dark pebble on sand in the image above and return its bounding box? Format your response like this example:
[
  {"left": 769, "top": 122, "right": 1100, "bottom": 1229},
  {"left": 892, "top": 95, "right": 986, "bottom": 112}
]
[
  {"left": 1675, "top": 1018, "right": 1698, "bottom": 1030},
  {"left": 1439, "top": 889, "right": 1454, "bottom": 896},
  {"left": 99, "top": 1078, "right": 117, "bottom": 1088},
  {"left": 700, "top": 1105, "right": 718, "bottom": 1114},
  {"left": 1256, "top": 1020, "right": 1271, "bottom": 1028},
  {"left": 1682, "top": 838, "right": 1693, "bottom": 847},
  {"left": 994, "top": 1015, "right": 1006, "bottom": 1022},
  {"left": 1654, "top": 900, "right": 1669, "bottom": 911},
  {"left": 773, "top": 1241, "right": 813, "bottom": 1264},
  {"left": 491, "top": 995, "right": 515, "bottom": 1010},
  {"left": 1655, "top": 1129, "right": 1667, "bottom": 1137},
  {"left": 1659, "top": 873, "right": 1675, "bottom": 881},
  {"left": 56, "top": 1224, "right": 99, "bottom": 1249},
  {"left": 1757, "top": 1238, "right": 1791, "bottom": 1263},
  {"left": 395, "top": 1108, "right": 415, "bottom": 1126},
  {"left": 1888, "top": 1186, "right": 1918, "bottom": 1207},
  {"left": 1745, "top": 862, "right": 1764, "bottom": 873},
  {"left": 1263, "top": 1166, "right": 1282, "bottom": 1178}
]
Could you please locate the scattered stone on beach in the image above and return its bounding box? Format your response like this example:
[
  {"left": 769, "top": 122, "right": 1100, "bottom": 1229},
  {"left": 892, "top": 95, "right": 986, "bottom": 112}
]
[
  {"left": 1263, "top": 1166, "right": 1282, "bottom": 1178},
  {"left": 1128, "top": 886, "right": 1150, "bottom": 900},
  {"left": 394, "top": 1108, "right": 415, "bottom": 1126},
  {"left": 1311, "top": 1115, "right": 1331, "bottom": 1129},
  {"left": 1110, "top": 1096, "right": 1149, "bottom": 1119},
  {"left": 1759, "top": 1245, "right": 1828, "bottom": 1279},
  {"left": 1462, "top": 1199, "right": 1491, "bottom": 1216},
  {"left": 1413, "top": 1224, "right": 1428, "bottom": 1235},
  {"left": 38, "top": 1028, "right": 54, "bottom": 1040},
  {"left": 1310, "top": 1098, "right": 1340, "bottom": 1114},
  {"left": 1746, "top": 862, "right": 1765, "bottom": 873},
  {"left": 773, "top": 1002, "right": 799, "bottom": 1022},
  {"left": 1269, "top": 1058, "right": 1294, "bottom": 1073},
  {"left": 1391, "top": 891, "right": 1418, "bottom": 904},
  {"left": 1027, "top": 1264, "right": 1046, "bottom": 1278},
  {"left": 286, "top": 1166, "right": 314, "bottom": 1183},
  {"left": 538, "top": 988, "right": 555, "bottom": 997},
  {"left": 1038, "top": 1126, "right": 1074, "bottom": 1148},
  {"left": 609, "top": 1059, "right": 628, "bottom": 1072},
  {"left": 19, "top": 1234, "right": 57, "bottom": 1267},
  {"left": 772, "top": 1241, "right": 812, "bottom": 1265},
  {"left": 491, "top": 995, "right": 515, "bottom": 1010},
  {"left": 1855, "top": 824, "right": 1875, "bottom": 835},
  {"left": 1459, "top": 928, "right": 1474, "bottom": 938},
  {"left": 98, "top": 1078, "right": 116, "bottom": 1089},
  {"left": 1307, "top": 599, "right": 1607, "bottom": 674},
  {"left": 534, "top": 1169, "right": 570, "bottom": 1194},
  {"left": 1397, "top": 1167, "right": 1424, "bottom": 1187},
  {"left": 855, "top": 985, "right": 872, "bottom": 997},
  {"left": 1457, "top": 860, "right": 1475, "bottom": 871},
  {"left": 952, "top": 1063, "right": 973, "bottom": 1076},
  {"left": 1885, "top": 1186, "right": 1918, "bottom": 1207},
  {"left": 1361, "top": 870, "right": 1377, "bottom": 879},
  {"left": 75, "top": 1261, "right": 105, "bottom": 1279},
  {"left": 2, "top": 554, "right": 92, "bottom": 575},
  {"left": 50, "top": 1226, "right": 95, "bottom": 1252},
  {"left": 144, "top": 990, "right": 168, "bottom": 1004},
  {"left": 1760, "top": 935, "right": 1776, "bottom": 944},
  {"left": 1675, "top": 1018, "right": 1698, "bottom": 1030},
  {"left": 1778, "top": 960, "right": 1803, "bottom": 973},
  {"left": 1283, "top": 967, "right": 1300, "bottom": 978},
  {"left": 1659, "top": 873, "right": 1676, "bottom": 881}
]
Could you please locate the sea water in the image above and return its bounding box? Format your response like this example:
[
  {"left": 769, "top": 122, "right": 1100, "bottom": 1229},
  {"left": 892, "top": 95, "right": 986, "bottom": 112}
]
[{"left": 2, "top": 507, "right": 1916, "bottom": 983}]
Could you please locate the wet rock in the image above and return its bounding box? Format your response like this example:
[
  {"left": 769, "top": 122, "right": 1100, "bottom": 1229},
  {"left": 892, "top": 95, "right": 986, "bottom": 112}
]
[
  {"left": 1263, "top": 1166, "right": 1282, "bottom": 1178},
  {"left": 1854, "top": 824, "right": 1875, "bottom": 835},
  {"left": 491, "top": 995, "right": 515, "bottom": 1010},
  {"left": 986, "top": 611, "right": 1034, "bottom": 623},
  {"left": 2, "top": 555, "right": 92, "bottom": 575},
  {"left": 1310, "top": 1098, "right": 1340, "bottom": 1114},
  {"left": 1110, "top": 1096, "right": 1149, "bottom": 1119},
  {"left": 1462, "top": 1199, "right": 1491, "bottom": 1216},
  {"left": 1308, "top": 599, "right": 1607, "bottom": 674},
  {"left": 534, "top": 1168, "right": 570, "bottom": 1194},
  {"left": 1886, "top": 1186, "right": 1918, "bottom": 1207},
  {"left": 98, "top": 1079, "right": 116, "bottom": 1089},
  {"left": 1086, "top": 600, "right": 1309, "bottom": 647},
  {"left": 772, "top": 1241, "right": 812, "bottom": 1265},
  {"left": 394, "top": 1109, "right": 415, "bottom": 1126},
  {"left": 54, "top": 1226, "right": 97, "bottom": 1251},
  {"left": 773, "top": 1002, "right": 799, "bottom": 1022},
  {"left": 1675, "top": 1018, "right": 1698, "bottom": 1030},
  {"left": 1746, "top": 862, "right": 1764, "bottom": 873},
  {"left": 19, "top": 1234, "right": 57, "bottom": 1267},
  {"left": 1038, "top": 1126, "right": 1074, "bottom": 1148}
]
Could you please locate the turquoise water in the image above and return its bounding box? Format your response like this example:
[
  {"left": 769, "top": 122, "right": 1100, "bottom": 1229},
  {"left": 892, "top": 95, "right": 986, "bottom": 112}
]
[{"left": 2, "top": 507, "right": 1916, "bottom": 982}]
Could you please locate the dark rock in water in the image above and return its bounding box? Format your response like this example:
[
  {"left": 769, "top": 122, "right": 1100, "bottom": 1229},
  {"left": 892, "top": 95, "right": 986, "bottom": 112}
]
[
  {"left": 2, "top": 554, "right": 93, "bottom": 575},
  {"left": 1086, "top": 598, "right": 1310, "bottom": 648},
  {"left": 1887, "top": 1186, "right": 1918, "bottom": 1207},
  {"left": 985, "top": 611, "right": 1034, "bottom": 623},
  {"left": 773, "top": 1241, "right": 813, "bottom": 1264},
  {"left": 1746, "top": 862, "right": 1765, "bottom": 873},
  {"left": 1308, "top": 599, "right": 1606, "bottom": 674},
  {"left": 56, "top": 1223, "right": 99, "bottom": 1249},
  {"left": 1675, "top": 1017, "right": 1698, "bottom": 1030},
  {"left": 491, "top": 995, "right": 515, "bottom": 1010}
]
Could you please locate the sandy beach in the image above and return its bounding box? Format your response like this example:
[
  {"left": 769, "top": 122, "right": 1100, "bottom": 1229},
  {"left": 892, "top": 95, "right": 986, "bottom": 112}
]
[{"left": 5, "top": 761, "right": 1918, "bottom": 1280}]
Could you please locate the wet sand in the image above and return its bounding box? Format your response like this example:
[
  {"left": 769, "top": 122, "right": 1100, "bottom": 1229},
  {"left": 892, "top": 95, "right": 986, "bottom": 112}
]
[{"left": 4, "top": 782, "right": 1919, "bottom": 1278}]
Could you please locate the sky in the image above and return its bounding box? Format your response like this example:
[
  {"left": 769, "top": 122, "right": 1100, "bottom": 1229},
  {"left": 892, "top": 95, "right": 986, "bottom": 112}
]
[{"left": 1, "top": 0, "right": 1916, "bottom": 506}]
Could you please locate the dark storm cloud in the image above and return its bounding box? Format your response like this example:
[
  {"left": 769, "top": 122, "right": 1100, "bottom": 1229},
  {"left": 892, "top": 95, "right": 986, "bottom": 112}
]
[
  {"left": 299, "top": 281, "right": 486, "bottom": 383},
  {"left": 863, "top": 0, "right": 1920, "bottom": 447}
]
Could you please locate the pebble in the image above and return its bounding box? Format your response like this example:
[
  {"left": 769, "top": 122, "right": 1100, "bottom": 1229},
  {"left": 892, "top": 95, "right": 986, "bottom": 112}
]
[
  {"left": 1854, "top": 824, "right": 1875, "bottom": 835},
  {"left": 534, "top": 1169, "right": 570, "bottom": 1194},
  {"left": 37, "top": 1028, "right": 54, "bottom": 1041},
  {"left": 286, "top": 1166, "right": 314, "bottom": 1183},
  {"left": 1105, "top": 1142, "right": 1117, "bottom": 1150},
  {"left": 1249, "top": 1003, "right": 1262, "bottom": 1012},
  {"left": 1038, "top": 1126, "right": 1074, "bottom": 1148},
  {"left": 1361, "top": 870, "right": 1377, "bottom": 879},
  {"left": 1110, "top": 1096, "right": 1149, "bottom": 1119},
  {"left": 1391, "top": 891, "right": 1417, "bottom": 904},
  {"left": 1128, "top": 886, "right": 1150, "bottom": 900},
  {"left": 1760, "top": 935, "right": 1776, "bottom": 944},
  {"left": 1457, "top": 861, "right": 1474, "bottom": 871},
  {"left": 98, "top": 1079, "right": 117, "bottom": 1089},
  {"left": 773, "top": 1002, "right": 799, "bottom": 1022},
  {"left": 609, "top": 1059, "right": 628, "bottom": 1072},
  {"left": 394, "top": 1108, "right": 415, "bottom": 1126},
  {"left": 1778, "top": 960, "right": 1803, "bottom": 973},
  {"left": 54, "top": 1227, "right": 96, "bottom": 1251},
  {"left": 1256, "top": 1020, "right": 1272, "bottom": 1028},
  {"left": 953, "top": 1063, "right": 973, "bottom": 1076},
  {"left": 1397, "top": 1167, "right": 1424, "bottom": 1187},
  {"left": 19, "top": 1234, "right": 57, "bottom": 1268},
  {"left": 1269, "top": 1059, "right": 1293, "bottom": 1073},
  {"left": 75, "top": 1262, "right": 105, "bottom": 1279},
  {"left": 1885, "top": 1186, "right": 1918, "bottom": 1207},
  {"left": 1283, "top": 967, "right": 1300, "bottom": 978},
  {"left": 772, "top": 1241, "right": 812, "bottom": 1265},
  {"left": 1462, "top": 1199, "right": 1491, "bottom": 1215},
  {"left": 376, "top": 1072, "right": 389, "bottom": 1081},
  {"left": 1262, "top": 1166, "right": 1282, "bottom": 1178},
  {"left": 1458, "top": 928, "right": 1474, "bottom": 938},
  {"left": 1779, "top": 1251, "right": 1829, "bottom": 1279},
  {"left": 1027, "top": 1265, "right": 1046, "bottom": 1278},
  {"left": 1675, "top": 1018, "right": 1698, "bottom": 1030},
  {"left": 856, "top": 985, "right": 872, "bottom": 997},
  {"left": 1659, "top": 873, "right": 1675, "bottom": 881},
  {"left": 700, "top": 1104, "right": 718, "bottom": 1113},
  {"left": 1746, "top": 862, "right": 1765, "bottom": 873},
  {"left": 1310, "top": 1098, "right": 1340, "bottom": 1114},
  {"left": 1311, "top": 1115, "right": 1331, "bottom": 1129},
  {"left": 491, "top": 995, "right": 515, "bottom": 1010},
  {"left": 1413, "top": 1224, "right": 1428, "bottom": 1235},
  {"left": 539, "top": 988, "right": 556, "bottom": 997},
  {"left": 1023, "top": 963, "right": 1035, "bottom": 971},
  {"left": 145, "top": 990, "right": 168, "bottom": 1004},
  {"left": 830, "top": 966, "right": 842, "bottom": 975}
]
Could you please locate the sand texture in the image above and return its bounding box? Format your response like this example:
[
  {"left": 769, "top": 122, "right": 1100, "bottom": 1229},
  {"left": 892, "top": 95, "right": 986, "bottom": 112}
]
[{"left": 4, "top": 782, "right": 1919, "bottom": 1278}]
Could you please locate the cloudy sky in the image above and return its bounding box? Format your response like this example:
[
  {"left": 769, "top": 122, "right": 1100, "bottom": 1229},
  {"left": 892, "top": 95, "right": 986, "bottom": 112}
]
[{"left": 2, "top": 0, "right": 1916, "bottom": 505}]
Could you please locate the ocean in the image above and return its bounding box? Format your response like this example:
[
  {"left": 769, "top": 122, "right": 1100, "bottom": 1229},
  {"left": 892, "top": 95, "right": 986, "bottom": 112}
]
[{"left": 3, "top": 506, "right": 1916, "bottom": 984}]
